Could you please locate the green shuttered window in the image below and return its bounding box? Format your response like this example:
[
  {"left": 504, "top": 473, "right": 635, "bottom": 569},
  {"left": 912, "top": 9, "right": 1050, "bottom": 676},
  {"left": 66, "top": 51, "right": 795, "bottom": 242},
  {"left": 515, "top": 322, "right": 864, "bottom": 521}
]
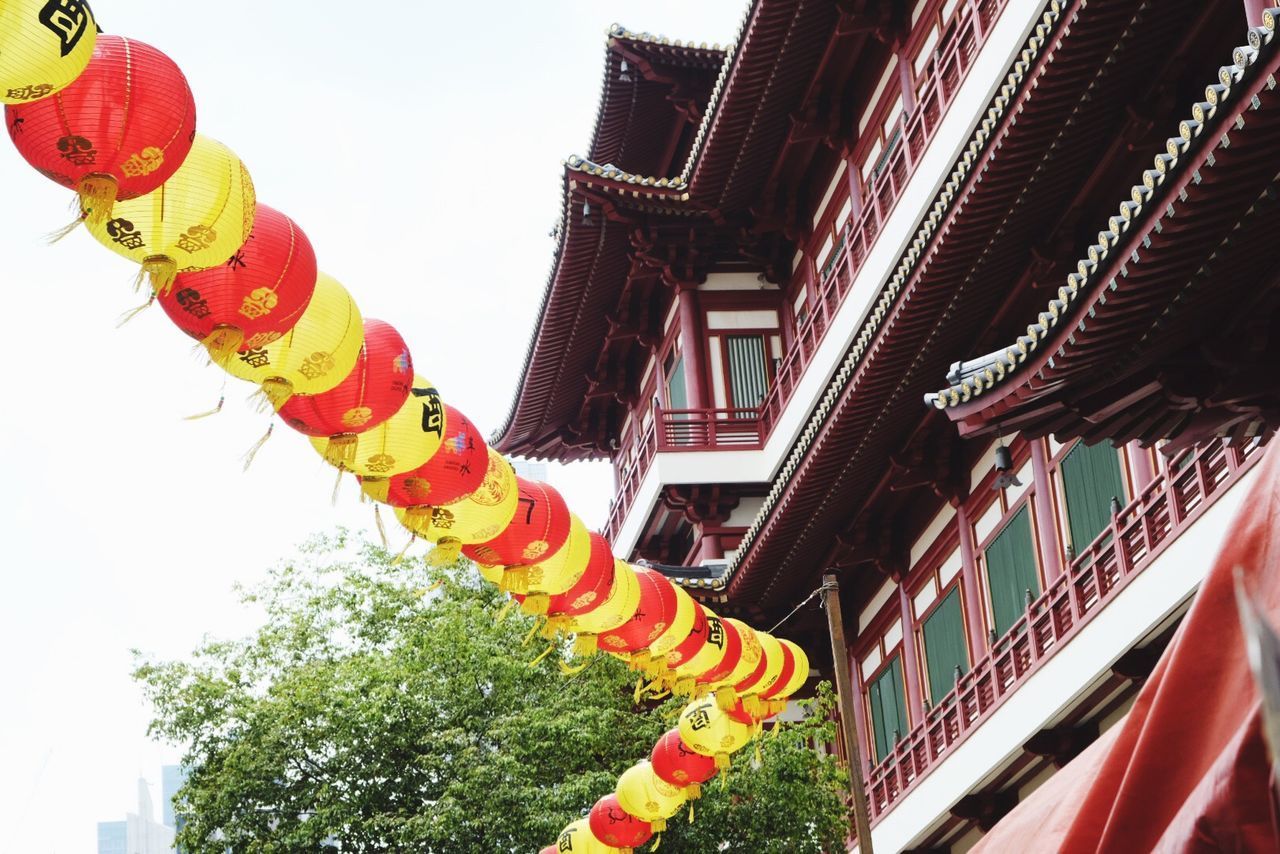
[
  {"left": 726, "top": 334, "right": 769, "bottom": 410},
  {"left": 868, "top": 656, "right": 908, "bottom": 762},
  {"left": 1060, "top": 440, "right": 1127, "bottom": 553},
  {"left": 984, "top": 505, "right": 1039, "bottom": 637},
  {"left": 921, "top": 588, "right": 968, "bottom": 703}
]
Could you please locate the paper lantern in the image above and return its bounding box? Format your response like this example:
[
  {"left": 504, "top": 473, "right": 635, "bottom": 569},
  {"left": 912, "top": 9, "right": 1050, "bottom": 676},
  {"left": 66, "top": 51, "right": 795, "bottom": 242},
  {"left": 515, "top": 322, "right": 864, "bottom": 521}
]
[
  {"left": 556, "top": 819, "right": 621, "bottom": 854},
  {"left": 86, "top": 133, "right": 255, "bottom": 293},
  {"left": 687, "top": 613, "right": 743, "bottom": 694},
  {"left": 588, "top": 793, "right": 653, "bottom": 849},
  {"left": 7, "top": 35, "right": 195, "bottom": 226},
  {"left": 462, "top": 478, "right": 571, "bottom": 568},
  {"left": 159, "top": 204, "right": 317, "bottom": 362},
  {"left": 396, "top": 448, "right": 518, "bottom": 545},
  {"left": 645, "top": 581, "right": 699, "bottom": 662},
  {"left": 616, "top": 761, "right": 687, "bottom": 832},
  {"left": 651, "top": 727, "right": 717, "bottom": 795},
  {"left": 540, "top": 847, "right": 558, "bottom": 854},
  {"left": 762, "top": 639, "right": 809, "bottom": 702},
  {"left": 726, "top": 631, "right": 787, "bottom": 723},
  {"left": 716, "top": 618, "right": 764, "bottom": 701},
  {"left": 0, "top": 0, "right": 97, "bottom": 105},
  {"left": 525, "top": 513, "right": 592, "bottom": 597},
  {"left": 282, "top": 318, "right": 411, "bottom": 444},
  {"left": 542, "top": 532, "right": 615, "bottom": 625},
  {"left": 306, "top": 377, "right": 443, "bottom": 479},
  {"left": 678, "top": 697, "right": 754, "bottom": 771},
  {"left": 569, "top": 560, "right": 641, "bottom": 653},
  {"left": 221, "top": 271, "right": 363, "bottom": 409},
  {"left": 598, "top": 567, "right": 677, "bottom": 656},
  {"left": 664, "top": 597, "right": 709, "bottom": 674},
  {"left": 360, "top": 404, "right": 485, "bottom": 507}
]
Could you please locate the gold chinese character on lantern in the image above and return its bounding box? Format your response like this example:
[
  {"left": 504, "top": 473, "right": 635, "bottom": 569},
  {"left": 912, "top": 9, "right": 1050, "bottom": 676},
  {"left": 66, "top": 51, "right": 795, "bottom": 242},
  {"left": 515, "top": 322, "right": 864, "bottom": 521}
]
[
  {"left": 238, "top": 287, "right": 279, "bottom": 320},
  {"left": 119, "top": 146, "right": 164, "bottom": 178}
]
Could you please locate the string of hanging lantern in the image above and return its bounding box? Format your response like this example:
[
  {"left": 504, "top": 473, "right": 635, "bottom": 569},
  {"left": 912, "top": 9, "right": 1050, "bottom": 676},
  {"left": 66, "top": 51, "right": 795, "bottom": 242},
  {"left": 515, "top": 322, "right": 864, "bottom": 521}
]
[{"left": 0, "top": 3, "right": 814, "bottom": 850}]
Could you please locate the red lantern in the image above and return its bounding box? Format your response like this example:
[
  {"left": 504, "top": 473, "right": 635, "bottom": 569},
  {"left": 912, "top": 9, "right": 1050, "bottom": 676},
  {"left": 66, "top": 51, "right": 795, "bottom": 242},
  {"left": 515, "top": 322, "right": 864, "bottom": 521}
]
[
  {"left": 665, "top": 601, "right": 709, "bottom": 671},
  {"left": 588, "top": 793, "right": 654, "bottom": 849},
  {"left": 462, "top": 479, "right": 571, "bottom": 567},
  {"left": 158, "top": 204, "right": 318, "bottom": 362},
  {"left": 545, "top": 533, "right": 615, "bottom": 618},
  {"left": 361, "top": 405, "right": 486, "bottom": 507},
  {"left": 597, "top": 568, "right": 677, "bottom": 655},
  {"left": 758, "top": 639, "right": 796, "bottom": 701},
  {"left": 6, "top": 35, "right": 196, "bottom": 226},
  {"left": 651, "top": 728, "right": 717, "bottom": 792},
  {"left": 279, "top": 318, "right": 412, "bottom": 447}
]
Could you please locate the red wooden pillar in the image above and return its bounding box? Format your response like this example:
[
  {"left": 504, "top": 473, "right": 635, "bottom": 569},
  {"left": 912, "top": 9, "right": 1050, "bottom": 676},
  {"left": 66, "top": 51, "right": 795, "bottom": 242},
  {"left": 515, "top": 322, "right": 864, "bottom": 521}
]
[
  {"left": 898, "top": 583, "right": 924, "bottom": 719},
  {"left": 1245, "top": 0, "right": 1269, "bottom": 26},
  {"left": 1127, "top": 440, "right": 1156, "bottom": 493},
  {"left": 676, "top": 281, "right": 709, "bottom": 410},
  {"left": 1030, "top": 440, "right": 1064, "bottom": 584},
  {"left": 955, "top": 503, "right": 989, "bottom": 659}
]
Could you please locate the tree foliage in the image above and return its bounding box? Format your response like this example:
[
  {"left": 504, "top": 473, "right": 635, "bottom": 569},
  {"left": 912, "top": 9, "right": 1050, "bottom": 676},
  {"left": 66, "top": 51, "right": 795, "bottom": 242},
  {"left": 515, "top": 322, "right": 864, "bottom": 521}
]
[{"left": 135, "top": 533, "right": 849, "bottom": 853}]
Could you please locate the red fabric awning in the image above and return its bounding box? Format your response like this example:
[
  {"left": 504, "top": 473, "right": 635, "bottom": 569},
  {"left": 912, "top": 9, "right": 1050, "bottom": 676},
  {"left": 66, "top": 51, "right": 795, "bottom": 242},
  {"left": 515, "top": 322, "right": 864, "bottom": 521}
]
[{"left": 973, "top": 440, "right": 1280, "bottom": 853}]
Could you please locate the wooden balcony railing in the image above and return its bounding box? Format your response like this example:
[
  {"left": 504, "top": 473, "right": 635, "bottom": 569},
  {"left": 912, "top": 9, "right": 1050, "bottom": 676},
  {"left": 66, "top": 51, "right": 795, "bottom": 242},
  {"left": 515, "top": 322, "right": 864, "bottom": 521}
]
[
  {"left": 858, "top": 438, "right": 1265, "bottom": 831},
  {"left": 656, "top": 407, "right": 766, "bottom": 451},
  {"left": 604, "top": 0, "right": 1011, "bottom": 543}
]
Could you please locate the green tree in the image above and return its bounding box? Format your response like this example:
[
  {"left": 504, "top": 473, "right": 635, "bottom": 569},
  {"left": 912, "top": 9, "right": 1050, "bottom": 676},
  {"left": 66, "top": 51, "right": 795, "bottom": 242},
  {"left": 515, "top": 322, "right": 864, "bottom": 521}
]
[{"left": 135, "top": 533, "right": 848, "bottom": 853}]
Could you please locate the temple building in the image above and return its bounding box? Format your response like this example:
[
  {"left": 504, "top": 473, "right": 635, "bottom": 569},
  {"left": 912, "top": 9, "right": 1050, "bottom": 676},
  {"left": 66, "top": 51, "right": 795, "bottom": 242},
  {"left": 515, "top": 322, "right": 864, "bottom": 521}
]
[{"left": 495, "top": 1, "right": 1280, "bottom": 849}]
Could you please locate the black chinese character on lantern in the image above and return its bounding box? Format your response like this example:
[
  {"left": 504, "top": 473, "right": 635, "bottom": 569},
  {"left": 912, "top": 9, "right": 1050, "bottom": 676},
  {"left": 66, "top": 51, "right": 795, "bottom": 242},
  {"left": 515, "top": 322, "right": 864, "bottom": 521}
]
[
  {"left": 412, "top": 387, "right": 444, "bottom": 437},
  {"left": 105, "top": 217, "right": 145, "bottom": 250},
  {"left": 57, "top": 134, "right": 96, "bottom": 166},
  {"left": 238, "top": 348, "right": 270, "bottom": 369},
  {"left": 557, "top": 828, "right": 574, "bottom": 851},
  {"left": 174, "top": 287, "right": 210, "bottom": 319},
  {"left": 688, "top": 706, "right": 712, "bottom": 731},
  {"left": 38, "top": 0, "right": 92, "bottom": 57},
  {"left": 226, "top": 250, "right": 247, "bottom": 270},
  {"left": 705, "top": 618, "right": 725, "bottom": 648}
]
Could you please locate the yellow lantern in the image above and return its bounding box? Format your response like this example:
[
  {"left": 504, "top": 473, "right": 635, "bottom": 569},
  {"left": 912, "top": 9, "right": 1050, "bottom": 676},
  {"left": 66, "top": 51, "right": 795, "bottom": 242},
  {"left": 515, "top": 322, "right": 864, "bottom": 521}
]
[
  {"left": 737, "top": 631, "right": 787, "bottom": 720},
  {"left": 678, "top": 697, "right": 754, "bottom": 770},
  {"left": 715, "top": 618, "right": 764, "bottom": 698},
  {"left": 646, "top": 582, "right": 698, "bottom": 660},
  {"left": 569, "top": 560, "right": 641, "bottom": 655},
  {"left": 556, "top": 819, "right": 621, "bottom": 854},
  {"left": 86, "top": 134, "right": 256, "bottom": 293},
  {"left": 220, "top": 272, "right": 364, "bottom": 409},
  {"left": 0, "top": 0, "right": 98, "bottom": 105},
  {"left": 615, "top": 761, "right": 687, "bottom": 832},
  {"left": 773, "top": 638, "right": 810, "bottom": 700},
  {"left": 672, "top": 609, "right": 732, "bottom": 695},
  {"left": 395, "top": 448, "right": 519, "bottom": 545},
  {"left": 309, "top": 382, "right": 445, "bottom": 477}
]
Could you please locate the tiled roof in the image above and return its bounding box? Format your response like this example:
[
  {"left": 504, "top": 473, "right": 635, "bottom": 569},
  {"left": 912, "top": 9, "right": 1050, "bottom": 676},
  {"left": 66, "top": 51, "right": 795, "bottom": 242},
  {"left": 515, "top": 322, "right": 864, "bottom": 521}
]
[{"left": 924, "top": 15, "right": 1280, "bottom": 410}]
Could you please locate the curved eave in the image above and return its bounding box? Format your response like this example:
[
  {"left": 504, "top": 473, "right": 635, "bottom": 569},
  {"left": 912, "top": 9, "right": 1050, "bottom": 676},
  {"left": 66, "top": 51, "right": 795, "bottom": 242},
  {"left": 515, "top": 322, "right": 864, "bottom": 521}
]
[{"left": 926, "top": 20, "right": 1280, "bottom": 430}]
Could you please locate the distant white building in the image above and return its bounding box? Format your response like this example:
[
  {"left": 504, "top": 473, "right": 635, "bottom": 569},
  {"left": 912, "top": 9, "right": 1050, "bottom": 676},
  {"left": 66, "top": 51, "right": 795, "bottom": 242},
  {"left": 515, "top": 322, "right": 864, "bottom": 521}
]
[{"left": 97, "top": 777, "right": 176, "bottom": 854}]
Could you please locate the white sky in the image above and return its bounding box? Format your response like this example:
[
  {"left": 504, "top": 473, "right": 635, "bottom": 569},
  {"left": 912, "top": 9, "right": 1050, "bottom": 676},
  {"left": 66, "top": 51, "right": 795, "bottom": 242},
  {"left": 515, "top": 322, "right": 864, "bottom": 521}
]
[{"left": 0, "top": 2, "right": 744, "bottom": 850}]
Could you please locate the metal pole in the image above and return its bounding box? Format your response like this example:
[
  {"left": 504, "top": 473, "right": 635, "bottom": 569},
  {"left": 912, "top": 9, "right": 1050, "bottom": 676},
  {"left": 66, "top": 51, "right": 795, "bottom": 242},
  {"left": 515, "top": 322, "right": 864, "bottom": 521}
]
[{"left": 822, "top": 572, "right": 875, "bottom": 853}]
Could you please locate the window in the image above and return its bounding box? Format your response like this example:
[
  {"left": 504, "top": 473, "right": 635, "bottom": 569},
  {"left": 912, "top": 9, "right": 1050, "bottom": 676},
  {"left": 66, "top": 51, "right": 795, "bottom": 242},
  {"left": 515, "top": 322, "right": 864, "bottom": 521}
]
[
  {"left": 663, "top": 350, "right": 687, "bottom": 410},
  {"left": 868, "top": 656, "right": 908, "bottom": 762},
  {"left": 725, "top": 334, "right": 769, "bottom": 411},
  {"left": 1059, "top": 440, "right": 1128, "bottom": 553},
  {"left": 984, "top": 505, "right": 1039, "bottom": 637},
  {"left": 921, "top": 587, "right": 967, "bottom": 703}
]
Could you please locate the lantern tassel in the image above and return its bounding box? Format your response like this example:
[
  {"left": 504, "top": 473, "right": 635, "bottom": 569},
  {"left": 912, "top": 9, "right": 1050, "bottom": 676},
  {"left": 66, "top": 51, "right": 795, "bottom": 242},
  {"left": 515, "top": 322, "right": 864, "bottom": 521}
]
[
  {"left": 374, "top": 504, "right": 389, "bottom": 549},
  {"left": 426, "top": 537, "right": 462, "bottom": 567},
  {"left": 46, "top": 210, "right": 87, "bottom": 244},
  {"left": 558, "top": 659, "right": 590, "bottom": 676},
  {"left": 115, "top": 293, "right": 155, "bottom": 327},
  {"left": 184, "top": 395, "right": 225, "bottom": 421},
  {"left": 528, "top": 642, "right": 556, "bottom": 669},
  {"left": 650, "top": 833, "right": 661, "bottom": 851},
  {"left": 362, "top": 477, "right": 390, "bottom": 504},
  {"left": 572, "top": 633, "right": 597, "bottom": 658},
  {"left": 715, "top": 687, "right": 736, "bottom": 711},
  {"left": 325, "top": 434, "right": 358, "bottom": 469},
  {"left": 391, "top": 533, "right": 415, "bottom": 566},
  {"left": 522, "top": 616, "right": 546, "bottom": 647},
  {"left": 674, "top": 677, "right": 696, "bottom": 697},
  {"left": 521, "top": 593, "right": 550, "bottom": 616},
  {"left": 494, "top": 599, "right": 516, "bottom": 623},
  {"left": 541, "top": 615, "right": 570, "bottom": 640},
  {"left": 715, "top": 752, "right": 730, "bottom": 772},
  {"left": 634, "top": 677, "right": 646, "bottom": 705},
  {"left": 499, "top": 567, "right": 529, "bottom": 595},
  {"left": 687, "top": 783, "right": 702, "bottom": 801},
  {"left": 78, "top": 174, "right": 119, "bottom": 227},
  {"left": 142, "top": 255, "right": 179, "bottom": 295},
  {"left": 241, "top": 424, "right": 273, "bottom": 472},
  {"left": 258, "top": 378, "right": 294, "bottom": 412},
  {"left": 688, "top": 799, "right": 695, "bottom": 824},
  {"left": 197, "top": 326, "right": 243, "bottom": 367},
  {"left": 331, "top": 467, "right": 345, "bottom": 506}
]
